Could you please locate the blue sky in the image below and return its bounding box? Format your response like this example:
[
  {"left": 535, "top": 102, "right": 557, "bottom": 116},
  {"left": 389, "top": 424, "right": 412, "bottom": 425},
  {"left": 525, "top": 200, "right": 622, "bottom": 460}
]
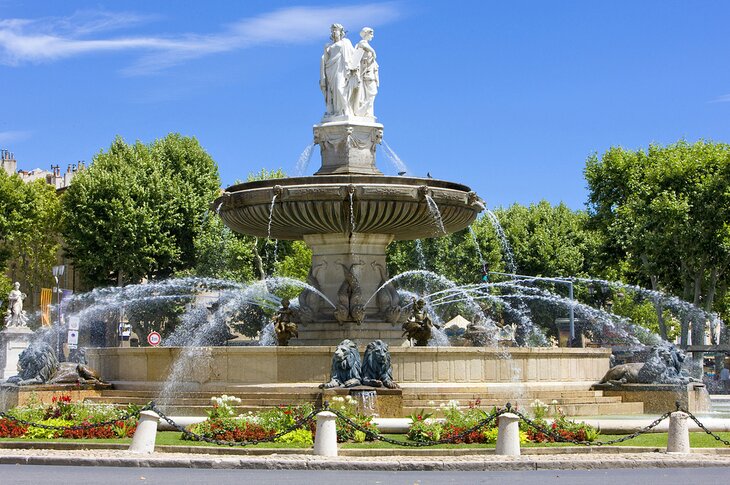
[{"left": 1, "top": 1, "right": 729, "bottom": 210}]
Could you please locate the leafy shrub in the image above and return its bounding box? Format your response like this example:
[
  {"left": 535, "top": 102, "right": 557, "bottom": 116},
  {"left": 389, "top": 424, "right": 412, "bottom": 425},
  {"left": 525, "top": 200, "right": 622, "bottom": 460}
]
[
  {"left": 275, "top": 428, "right": 313, "bottom": 445},
  {"left": 328, "top": 395, "right": 378, "bottom": 443},
  {"left": 24, "top": 419, "right": 74, "bottom": 440},
  {"left": 407, "top": 418, "right": 443, "bottom": 442}
]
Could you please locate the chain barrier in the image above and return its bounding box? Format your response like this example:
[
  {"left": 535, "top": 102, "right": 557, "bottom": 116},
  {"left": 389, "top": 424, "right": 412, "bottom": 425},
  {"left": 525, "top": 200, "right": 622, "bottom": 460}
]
[
  {"left": 0, "top": 403, "right": 152, "bottom": 431},
  {"left": 680, "top": 404, "right": 730, "bottom": 446},
  {"left": 506, "top": 402, "right": 674, "bottom": 446},
  {"left": 149, "top": 403, "right": 320, "bottom": 447},
  {"left": 323, "top": 402, "right": 503, "bottom": 447},
  {"left": 3, "top": 399, "right": 729, "bottom": 448}
]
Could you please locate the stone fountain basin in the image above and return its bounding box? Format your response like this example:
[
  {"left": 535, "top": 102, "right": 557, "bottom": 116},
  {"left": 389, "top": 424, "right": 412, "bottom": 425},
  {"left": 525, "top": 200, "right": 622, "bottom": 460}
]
[{"left": 216, "top": 175, "right": 484, "bottom": 240}]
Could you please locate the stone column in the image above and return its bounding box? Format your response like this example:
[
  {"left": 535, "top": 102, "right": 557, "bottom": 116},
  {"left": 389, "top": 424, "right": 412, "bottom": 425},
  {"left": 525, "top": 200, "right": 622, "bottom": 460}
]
[
  {"left": 495, "top": 413, "right": 521, "bottom": 456},
  {"left": 128, "top": 410, "right": 160, "bottom": 454},
  {"left": 0, "top": 326, "right": 33, "bottom": 381},
  {"left": 667, "top": 411, "right": 690, "bottom": 453},
  {"left": 304, "top": 232, "right": 394, "bottom": 319},
  {"left": 313, "top": 410, "right": 338, "bottom": 456}
]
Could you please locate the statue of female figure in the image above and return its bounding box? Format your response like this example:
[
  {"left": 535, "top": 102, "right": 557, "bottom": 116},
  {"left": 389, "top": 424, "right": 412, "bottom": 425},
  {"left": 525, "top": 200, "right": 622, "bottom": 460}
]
[
  {"left": 5, "top": 281, "right": 28, "bottom": 327},
  {"left": 355, "top": 27, "right": 379, "bottom": 118},
  {"left": 320, "top": 24, "right": 358, "bottom": 117}
]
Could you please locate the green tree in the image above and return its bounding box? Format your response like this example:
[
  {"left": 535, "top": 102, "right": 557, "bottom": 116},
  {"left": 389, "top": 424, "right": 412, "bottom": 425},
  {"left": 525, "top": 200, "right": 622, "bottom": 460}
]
[
  {"left": 585, "top": 140, "right": 730, "bottom": 343},
  {"left": 0, "top": 172, "right": 61, "bottom": 313},
  {"left": 62, "top": 134, "right": 221, "bottom": 286},
  {"left": 495, "top": 201, "right": 597, "bottom": 278}
]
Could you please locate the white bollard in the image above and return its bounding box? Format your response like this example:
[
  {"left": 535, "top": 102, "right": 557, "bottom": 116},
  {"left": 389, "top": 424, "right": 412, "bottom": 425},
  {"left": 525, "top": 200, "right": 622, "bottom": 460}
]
[
  {"left": 313, "top": 410, "right": 338, "bottom": 456},
  {"left": 667, "top": 411, "right": 691, "bottom": 453},
  {"left": 495, "top": 412, "right": 521, "bottom": 456},
  {"left": 128, "top": 410, "right": 160, "bottom": 454}
]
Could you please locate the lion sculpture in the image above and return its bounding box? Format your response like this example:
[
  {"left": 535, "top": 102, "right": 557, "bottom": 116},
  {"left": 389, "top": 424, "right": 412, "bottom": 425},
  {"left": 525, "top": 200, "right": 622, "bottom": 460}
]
[
  {"left": 320, "top": 339, "right": 362, "bottom": 389},
  {"left": 599, "top": 344, "right": 694, "bottom": 385},
  {"left": 361, "top": 340, "right": 398, "bottom": 389},
  {"left": 7, "top": 342, "right": 106, "bottom": 386}
]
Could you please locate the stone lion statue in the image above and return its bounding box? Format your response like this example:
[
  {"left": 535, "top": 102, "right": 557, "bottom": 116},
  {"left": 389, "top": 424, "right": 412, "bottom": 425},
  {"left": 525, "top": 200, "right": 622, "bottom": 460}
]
[
  {"left": 320, "top": 339, "right": 362, "bottom": 389},
  {"left": 599, "top": 344, "right": 694, "bottom": 385},
  {"left": 361, "top": 340, "right": 398, "bottom": 389},
  {"left": 7, "top": 342, "right": 106, "bottom": 386}
]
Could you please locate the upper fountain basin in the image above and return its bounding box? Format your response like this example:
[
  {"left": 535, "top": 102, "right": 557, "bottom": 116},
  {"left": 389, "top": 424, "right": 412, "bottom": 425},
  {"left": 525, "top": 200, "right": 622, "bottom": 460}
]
[{"left": 216, "top": 175, "right": 484, "bottom": 240}]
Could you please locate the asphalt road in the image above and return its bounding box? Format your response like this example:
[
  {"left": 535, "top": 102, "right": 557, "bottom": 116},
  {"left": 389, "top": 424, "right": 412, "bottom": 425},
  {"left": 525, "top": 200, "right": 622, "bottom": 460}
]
[{"left": 1, "top": 465, "right": 728, "bottom": 485}]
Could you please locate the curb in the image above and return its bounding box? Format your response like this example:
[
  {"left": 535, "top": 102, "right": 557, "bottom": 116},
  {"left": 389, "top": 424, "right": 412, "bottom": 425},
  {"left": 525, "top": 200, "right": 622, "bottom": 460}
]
[{"left": 1, "top": 452, "right": 730, "bottom": 471}]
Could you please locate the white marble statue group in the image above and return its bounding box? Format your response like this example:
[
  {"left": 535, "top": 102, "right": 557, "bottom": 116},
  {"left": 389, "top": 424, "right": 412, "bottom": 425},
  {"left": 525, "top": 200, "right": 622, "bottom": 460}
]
[
  {"left": 5, "top": 281, "right": 28, "bottom": 327},
  {"left": 320, "top": 24, "right": 379, "bottom": 120}
]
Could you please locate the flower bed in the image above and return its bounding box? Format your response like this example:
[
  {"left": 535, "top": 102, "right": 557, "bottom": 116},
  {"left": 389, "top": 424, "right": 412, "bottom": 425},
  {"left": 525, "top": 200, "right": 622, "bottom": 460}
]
[
  {"left": 184, "top": 394, "right": 376, "bottom": 444},
  {"left": 0, "top": 393, "right": 138, "bottom": 440},
  {"left": 407, "top": 399, "right": 598, "bottom": 445}
]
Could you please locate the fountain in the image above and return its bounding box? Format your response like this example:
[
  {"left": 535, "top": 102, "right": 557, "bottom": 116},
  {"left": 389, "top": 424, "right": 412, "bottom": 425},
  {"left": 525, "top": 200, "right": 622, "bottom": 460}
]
[
  {"left": 215, "top": 24, "right": 482, "bottom": 346},
  {"left": 7, "top": 23, "right": 713, "bottom": 419}
]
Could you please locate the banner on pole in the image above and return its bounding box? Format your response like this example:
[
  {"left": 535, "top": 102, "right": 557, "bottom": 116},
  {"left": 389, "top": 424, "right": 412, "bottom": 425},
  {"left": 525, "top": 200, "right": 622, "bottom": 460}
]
[{"left": 40, "top": 288, "right": 53, "bottom": 326}]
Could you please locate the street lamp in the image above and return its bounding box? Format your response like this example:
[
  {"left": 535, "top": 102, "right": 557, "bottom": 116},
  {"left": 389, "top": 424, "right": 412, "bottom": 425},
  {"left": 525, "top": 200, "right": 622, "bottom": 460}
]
[{"left": 52, "top": 265, "right": 66, "bottom": 359}]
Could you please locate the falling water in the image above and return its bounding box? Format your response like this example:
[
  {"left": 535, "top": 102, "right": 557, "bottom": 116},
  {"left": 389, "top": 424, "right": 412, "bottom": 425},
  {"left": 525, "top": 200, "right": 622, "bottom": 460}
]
[
  {"left": 259, "top": 322, "right": 276, "bottom": 346},
  {"left": 267, "top": 194, "right": 277, "bottom": 240},
  {"left": 468, "top": 226, "right": 486, "bottom": 269},
  {"left": 272, "top": 239, "right": 279, "bottom": 268},
  {"left": 424, "top": 194, "right": 446, "bottom": 235},
  {"left": 485, "top": 209, "right": 516, "bottom": 273},
  {"left": 349, "top": 192, "right": 356, "bottom": 233},
  {"left": 414, "top": 239, "right": 427, "bottom": 270},
  {"left": 352, "top": 390, "right": 378, "bottom": 416},
  {"left": 380, "top": 140, "right": 410, "bottom": 175},
  {"left": 294, "top": 143, "right": 315, "bottom": 176}
]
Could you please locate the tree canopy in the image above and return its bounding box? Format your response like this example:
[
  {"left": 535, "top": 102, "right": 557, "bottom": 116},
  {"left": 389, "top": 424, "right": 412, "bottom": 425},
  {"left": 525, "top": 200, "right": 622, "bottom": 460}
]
[{"left": 62, "top": 135, "right": 220, "bottom": 286}]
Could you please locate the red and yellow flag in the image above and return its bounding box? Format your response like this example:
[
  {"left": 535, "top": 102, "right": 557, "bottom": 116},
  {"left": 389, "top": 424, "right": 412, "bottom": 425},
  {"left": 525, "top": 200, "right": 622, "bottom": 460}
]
[{"left": 40, "top": 288, "right": 53, "bottom": 326}]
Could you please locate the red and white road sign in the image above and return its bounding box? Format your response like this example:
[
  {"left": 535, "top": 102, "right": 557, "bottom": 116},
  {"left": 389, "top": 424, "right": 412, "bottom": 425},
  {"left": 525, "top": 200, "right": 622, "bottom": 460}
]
[{"left": 147, "top": 331, "right": 162, "bottom": 346}]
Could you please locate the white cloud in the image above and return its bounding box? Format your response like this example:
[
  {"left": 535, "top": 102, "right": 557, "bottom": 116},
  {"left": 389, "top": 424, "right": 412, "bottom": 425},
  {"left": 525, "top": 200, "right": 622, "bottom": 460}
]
[
  {"left": 711, "top": 94, "right": 730, "bottom": 103},
  {"left": 0, "top": 130, "right": 32, "bottom": 144},
  {"left": 0, "top": 4, "right": 401, "bottom": 75}
]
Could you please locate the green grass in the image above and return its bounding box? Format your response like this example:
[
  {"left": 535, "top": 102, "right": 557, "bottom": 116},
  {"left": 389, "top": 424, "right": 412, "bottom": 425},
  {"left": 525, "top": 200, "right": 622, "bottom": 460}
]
[{"left": 3, "top": 431, "right": 730, "bottom": 449}]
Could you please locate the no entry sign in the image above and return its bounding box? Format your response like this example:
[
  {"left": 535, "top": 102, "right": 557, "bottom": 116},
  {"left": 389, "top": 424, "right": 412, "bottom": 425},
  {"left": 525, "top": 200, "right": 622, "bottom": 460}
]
[{"left": 147, "top": 331, "right": 161, "bottom": 346}]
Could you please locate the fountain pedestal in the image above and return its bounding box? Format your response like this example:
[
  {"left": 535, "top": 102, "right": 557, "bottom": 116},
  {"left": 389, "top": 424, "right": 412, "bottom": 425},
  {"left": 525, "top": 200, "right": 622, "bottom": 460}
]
[
  {"left": 0, "top": 326, "right": 33, "bottom": 381},
  {"left": 313, "top": 120, "right": 383, "bottom": 175}
]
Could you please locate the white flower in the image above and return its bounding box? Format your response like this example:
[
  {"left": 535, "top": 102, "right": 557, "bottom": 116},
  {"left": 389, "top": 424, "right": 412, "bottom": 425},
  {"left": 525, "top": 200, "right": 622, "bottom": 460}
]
[
  {"left": 427, "top": 400, "right": 436, "bottom": 406},
  {"left": 551, "top": 400, "right": 558, "bottom": 405}
]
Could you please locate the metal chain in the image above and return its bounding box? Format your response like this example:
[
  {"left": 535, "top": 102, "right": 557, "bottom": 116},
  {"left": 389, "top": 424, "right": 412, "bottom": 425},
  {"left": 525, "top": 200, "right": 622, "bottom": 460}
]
[
  {"left": 325, "top": 405, "right": 503, "bottom": 447},
  {"left": 0, "top": 403, "right": 151, "bottom": 431},
  {"left": 510, "top": 405, "right": 673, "bottom": 446},
  {"left": 150, "top": 404, "right": 320, "bottom": 447},
  {"left": 4, "top": 399, "right": 727, "bottom": 449},
  {"left": 681, "top": 406, "right": 730, "bottom": 446}
]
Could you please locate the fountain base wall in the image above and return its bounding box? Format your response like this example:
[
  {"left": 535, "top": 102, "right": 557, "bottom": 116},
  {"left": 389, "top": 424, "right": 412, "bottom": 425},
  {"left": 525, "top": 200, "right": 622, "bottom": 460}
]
[{"left": 87, "top": 346, "right": 611, "bottom": 388}]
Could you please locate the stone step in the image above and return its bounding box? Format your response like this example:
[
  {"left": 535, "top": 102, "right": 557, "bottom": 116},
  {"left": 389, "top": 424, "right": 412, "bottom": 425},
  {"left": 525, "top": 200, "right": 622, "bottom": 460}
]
[
  {"left": 99, "top": 389, "right": 322, "bottom": 398},
  {"left": 402, "top": 401, "right": 645, "bottom": 417},
  {"left": 86, "top": 396, "right": 319, "bottom": 406},
  {"left": 402, "top": 396, "right": 624, "bottom": 406},
  {"left": 401, "top": 390, "right": 605, "bottom": 399}
]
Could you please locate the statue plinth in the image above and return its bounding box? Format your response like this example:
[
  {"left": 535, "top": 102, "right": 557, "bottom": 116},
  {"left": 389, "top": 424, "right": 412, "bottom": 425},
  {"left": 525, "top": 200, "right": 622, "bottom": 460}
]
[
  {"left": 0, "top": 326, "right": 33, "bottom": 381},
  {"left": 313, "top": 119, "right": 383, "bottom": 175}
]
